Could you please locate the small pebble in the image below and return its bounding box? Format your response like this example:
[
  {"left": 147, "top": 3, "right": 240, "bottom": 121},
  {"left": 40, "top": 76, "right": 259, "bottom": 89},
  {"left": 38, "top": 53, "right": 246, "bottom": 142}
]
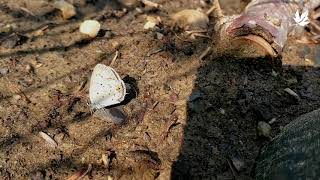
[
  {"left": 0, "top": 68, "right": 9, "bottom": 75},
  {"left": 257, "top": 121, "right": 271, "bottom": 138},
  {"left": 135, "top": 7, "right": 143, "bottom": 13},
  {"left": 104, "top": 31, "right": 114, "bottom": 39},
  {"left": 211, "top": 145, "right": 220, "bottom": 155},
  {"left": 219, "top": 108, "right": 226, "bottom": 115},
  {"left": 156, "top": 32, "right": 164, "bottom": 40},
  {"left": 271, "top": 69, "right": 278, "bottom": 77},
  {"left": 80, "top": 20, "right": 101, "bottom": 38},
  {"left": 26, "top": 64, "right": 34, "bottom": 73},
  {"left": 144, "top": 16, "right": 161, "bottom": 30},
  {"left": 13, "top": 94, "right": 21, "bottom": 101},
  {"left": 54, "top": 0, "right": 76, "bottom": 20},
  {"left": 144, "top": 21, "right": 157, "bottom": 30},
  {"left": 2, "top": 23, "right": 16, "bottom": 33},
  {"left": 231, "top": 157, "right": 245, "bottom": 171}
]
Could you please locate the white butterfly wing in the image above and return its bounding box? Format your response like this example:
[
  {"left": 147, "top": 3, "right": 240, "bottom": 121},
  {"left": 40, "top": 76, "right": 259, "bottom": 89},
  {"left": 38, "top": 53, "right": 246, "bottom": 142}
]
[{"left": 89, "top": 64, "right": 126, "bottom": 109}]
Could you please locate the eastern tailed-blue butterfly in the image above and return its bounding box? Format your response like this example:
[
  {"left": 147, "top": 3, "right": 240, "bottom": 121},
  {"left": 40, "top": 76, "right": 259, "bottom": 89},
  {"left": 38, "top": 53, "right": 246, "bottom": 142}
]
[{"left": 89, "top": 64, "right": 126, "bottom": 109}]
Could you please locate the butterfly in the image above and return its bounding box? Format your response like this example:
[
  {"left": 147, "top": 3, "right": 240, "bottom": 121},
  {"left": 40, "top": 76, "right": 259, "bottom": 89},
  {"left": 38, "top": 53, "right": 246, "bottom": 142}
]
[
  {"left": 293, "top": 10, "right": 310, "bottom": 27},
  {"left": 89, "top": 64, "right": 126, "bottom": 109}
]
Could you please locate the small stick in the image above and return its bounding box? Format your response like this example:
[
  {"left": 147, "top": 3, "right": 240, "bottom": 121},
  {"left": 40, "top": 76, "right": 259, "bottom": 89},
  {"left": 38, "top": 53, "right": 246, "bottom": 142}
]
[
  {"left": 151, "top": 101, "right": 159, "bottom": 110},
  {"left": 147, "top": 48, "right": 164, "bottom": 57},
  {"left": 32, "top": 25, "right": 49, "bottom": 36},
  {"left": 109, "top": 50, "right": 119, "bottom": 66},
  {"left": 189, "top": 32, "right": 211, "bottom": 39},
  {"left": 20, "top": 7, "right": 35, "bottom": 17},
  {"left": 206, "top": 0, "right": 223, "bottom": 18},
  {"left": 199, "top": 46, "right": 212, "bottom": 60},
  {"left": 269, "top": 118, "right": 277, "bottom": 124},
  {"left": 185, "top": 30, "right": 208, "bottom": 34}
]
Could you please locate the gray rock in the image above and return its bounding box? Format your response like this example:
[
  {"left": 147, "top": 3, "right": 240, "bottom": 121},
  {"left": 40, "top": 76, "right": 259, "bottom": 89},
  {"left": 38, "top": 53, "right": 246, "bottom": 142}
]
[
  {"left": 0, "top": 67, "right": 9, "bottom": 75},
  {"left": 256, "top": 109, "right": 320, "bottom": 180},
  {"left": 257, "top": 121, "right": 271, "bottom": 138},
  {"left": 231, "top": 157, "right": 245, "bottom": 171}
]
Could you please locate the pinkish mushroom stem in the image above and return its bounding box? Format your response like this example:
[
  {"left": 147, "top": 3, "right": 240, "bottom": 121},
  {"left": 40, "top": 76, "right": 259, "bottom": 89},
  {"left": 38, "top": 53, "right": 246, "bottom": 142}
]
[{"left": 224, "top": 0, "right": 320, "bottom": 56}]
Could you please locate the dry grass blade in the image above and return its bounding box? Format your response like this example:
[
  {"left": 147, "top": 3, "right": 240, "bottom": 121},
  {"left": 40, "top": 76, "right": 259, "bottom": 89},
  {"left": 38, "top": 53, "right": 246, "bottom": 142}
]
[
  {"left": 109, "top": 51, "right": 119, "bottom": 67},
  {"left": 19, "top": 7, "right": 35, "bottom": 17},
  {"left": 199, "top": 46, "right": 212, "bottom": 60}
]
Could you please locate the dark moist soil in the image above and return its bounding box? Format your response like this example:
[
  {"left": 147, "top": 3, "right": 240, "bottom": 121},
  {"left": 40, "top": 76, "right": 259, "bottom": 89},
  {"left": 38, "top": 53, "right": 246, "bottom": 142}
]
[{"left": 0, "top": 0, "right": 319, "bottom": 179}]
